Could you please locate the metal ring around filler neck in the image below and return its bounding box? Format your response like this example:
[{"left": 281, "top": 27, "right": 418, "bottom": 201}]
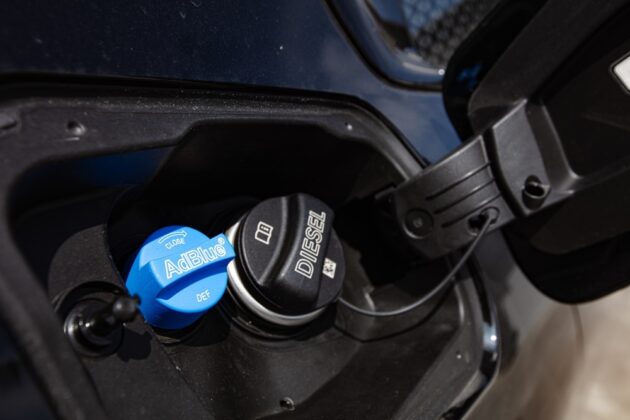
[{"left": 225, "top": 222, "right": 325, "bottom": 327}]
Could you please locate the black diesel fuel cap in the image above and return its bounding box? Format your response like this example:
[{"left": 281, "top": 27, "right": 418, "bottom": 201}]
[{"left": 226, "top": 193, "right": 345, "bottom": 326}]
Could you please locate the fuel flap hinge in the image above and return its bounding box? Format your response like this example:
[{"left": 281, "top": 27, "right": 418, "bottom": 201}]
[{"left": 389, "top": 102, "right": 571, "bottom": 259}]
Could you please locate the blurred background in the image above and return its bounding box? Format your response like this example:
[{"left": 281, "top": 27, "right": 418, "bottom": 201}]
[{"left": 562, "top": 289, "right": 630, "bottom": 420}]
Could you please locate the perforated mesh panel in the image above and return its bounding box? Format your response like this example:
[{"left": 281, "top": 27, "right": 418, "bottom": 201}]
[
  {"left": 403, "top": 0, "right": 500, "bottom": 68},
  {"left": 369, "top": 0, "right": 500, "bottom": 69}
]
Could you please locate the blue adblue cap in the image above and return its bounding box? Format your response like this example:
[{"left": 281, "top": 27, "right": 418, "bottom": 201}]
[{"left": 125, "top": 226, "right": 234, "bottom": 330}]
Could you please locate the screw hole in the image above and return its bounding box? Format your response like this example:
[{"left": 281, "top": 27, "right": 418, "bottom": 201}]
[
  {"left": 522, "top": 175, "right": 550, "bottom": 210},
  {"left": 66, "top": 121, "right": 86, "bottom": 136},
  {"left": 279, "top": 397, "right": 295, "bottom": 411},
  {"left": 524, "top": 176, "right": 546, "bottom": 198}
]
